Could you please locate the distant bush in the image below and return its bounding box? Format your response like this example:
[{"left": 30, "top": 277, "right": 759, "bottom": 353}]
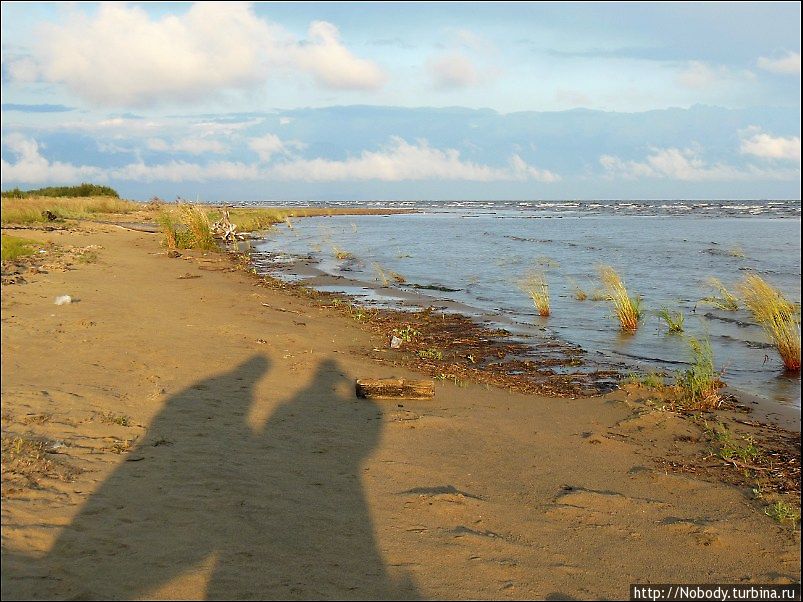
[{"left": 1, "top": 183, "right": 119, "bottom": 199}]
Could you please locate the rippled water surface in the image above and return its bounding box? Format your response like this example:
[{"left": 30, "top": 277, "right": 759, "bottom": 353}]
[{"left": 250, "top": 200, "right": 801, "bottom": 413}]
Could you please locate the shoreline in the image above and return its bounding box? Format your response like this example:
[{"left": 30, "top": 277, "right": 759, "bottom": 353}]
[
  {"left": 1, "top": 220, "right": 800, "bottom": 599},
  {"left": 249, "top": 240, "right": 802, "bottom": 432}
]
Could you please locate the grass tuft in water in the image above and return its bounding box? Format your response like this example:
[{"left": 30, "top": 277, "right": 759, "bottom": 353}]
[
  {"left": 598, "top": 265, "right": 642, "bottom": 331},
  {"left": 518, "top": 271, "right": 550, "bottom": 317},
  {"left": 657, "top": 306, "right": 685, "bottom": 333},
  {"left": 701, "top": 277, "right": 739, "bottom": 311},
  {"left": 737, "top": 274, "right": 800, "bottom": 371}
]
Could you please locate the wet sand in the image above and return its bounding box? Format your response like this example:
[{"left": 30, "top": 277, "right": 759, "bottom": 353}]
[{"left": 1, "top": 223, "right": 800, "bottom": 600}]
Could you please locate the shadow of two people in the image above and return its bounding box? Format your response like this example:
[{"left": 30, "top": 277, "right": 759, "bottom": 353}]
[{"left": 4, "top": 355, "right": 419, "bottom": 600}]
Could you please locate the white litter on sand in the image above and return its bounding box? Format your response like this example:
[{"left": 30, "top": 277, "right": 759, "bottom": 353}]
[{"left": 54, "top": 295, "right": 72, "bottom": 306}]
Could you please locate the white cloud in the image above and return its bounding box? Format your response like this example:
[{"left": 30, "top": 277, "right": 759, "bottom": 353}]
[
  {"left": 23, "top": 3, "right": 385, "bottom": 107},
  {"left": 1, "top": 134, "right": 559, "bottom": 184},
  {"left": 148, "top": 137, "right": 228, "bottom": 155},
  {"left": 0, "top": 133, "right": 102, "bottom": 184},
  {"left": 600, "top": 146, "right": 799, "bottom": 181},
  {"left": 739, "top": 127, "right": 800, "bottom": 161},
  {"left": 676, "top": 61, "right": 754, "bottom": 89},
  {"left": 109, "top": 160, "right": 260, "bottom": 183},
  {"left": 294, "top": 21, "right": 386, "bottom": 90},
  {"left": 265, "top": 137, "right": 559, "bottom": 182},
  {"left": 1, "top": 54, "right": 39, "bottom": 83},
  {"left": 757, "top": 52, "right": 801, "bottom": 75},
  {"left": 427, "top": 27, "right": 499, "bottom": 91},
  {"left": 427, "top": 53, "right": 480, "bottom": 90},
  {"left": 247, "top": 133, "right": 304, "bottom": 162}
]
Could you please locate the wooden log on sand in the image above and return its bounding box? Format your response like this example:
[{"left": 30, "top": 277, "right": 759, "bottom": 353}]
[{"left": 355, "top": 378, "right": 435, "bottom": 400}]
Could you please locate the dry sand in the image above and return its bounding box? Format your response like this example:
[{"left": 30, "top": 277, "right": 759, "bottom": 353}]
[{"left": 1, "top": 223, "right": 800, "bottom": 600}]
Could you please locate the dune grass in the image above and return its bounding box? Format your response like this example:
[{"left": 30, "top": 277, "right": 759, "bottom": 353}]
[
  {"left": 657, "top": 306, "right": 685, "bottom": 333},
  {"left": 737, "top": 274, "right": 800, "bottom": 371},
  {"left": 1, "top": 235, "right": 42, "bottom": 261},
  {"left": 598, "top": 265, "right": 642, "bottom": 331},
  {"left": 157, "top": 204, "right": 218, "bottom": 251},
  {"left": 674, "top": 336, "right": 723, "bottom": 410},
  {"left": 1, "top": 195, "right": 139, "bottom": 225},
  {"left": 179, "top": 204, "right": 217, "bottom": 250},
  {"left": 701, "top": 277, "right": 739, "bottom": 311},
  {"left": 519, "top": 271, "right": 550, "bottom": 317}
]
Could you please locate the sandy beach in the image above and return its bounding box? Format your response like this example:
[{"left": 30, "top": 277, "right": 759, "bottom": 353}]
[{"left": 0, "top": 219, "right": 799, "bottom": 600}]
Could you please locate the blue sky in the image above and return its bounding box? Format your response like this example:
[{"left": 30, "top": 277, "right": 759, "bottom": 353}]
[{"left": 1, "top": 2, "right": 800, "bottom": 200}]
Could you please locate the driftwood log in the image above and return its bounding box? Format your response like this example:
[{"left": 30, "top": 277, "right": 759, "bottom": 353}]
[
  {"left": 211, "top": 209, "right": 238, "bottom": 243},
  {"left": 355, "top": 378, "right": 435, "bottom": 400}
]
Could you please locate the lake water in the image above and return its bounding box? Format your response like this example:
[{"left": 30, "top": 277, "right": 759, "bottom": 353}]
[{"left": 249, "top": 200, "right": 801, "bottom": 417}]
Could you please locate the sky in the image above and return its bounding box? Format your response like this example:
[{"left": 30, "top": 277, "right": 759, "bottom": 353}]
[{"left": 0, "top": 1, "right": 800, "bottom": 201}]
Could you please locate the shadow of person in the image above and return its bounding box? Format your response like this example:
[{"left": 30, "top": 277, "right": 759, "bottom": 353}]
[
  {"left": 8, "top": 355, "right": 417, "bottom": 600},
  {"left": 205, "top": 358, "right": 418, "bottom": 600}
]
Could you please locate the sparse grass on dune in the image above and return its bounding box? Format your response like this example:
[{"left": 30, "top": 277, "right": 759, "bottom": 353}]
[
  {"left": 598, "top": 265, "right": 642, "bottom": 331},
  {"left": 1, "top": 235, "right": 42, "bottom": 261},
  {"left": 1, "top": 195, "right": 139, "bottom": 225},
  {"left": 674, "top": 336, "right": 723, "bottom": 410},
  {"left": 628, "top": 336, "right": 723, "bottom": 411},
  {"left": 701, "top": 277, "right": 739, "bottom": 311},
  {"left": 1, "top": 433, "right": 78, "bottom": 496},
  {"left": 519, "top": 271, "right": 550, "bottom": 317},
  {"left": 737, "top": 274, "right": 800, "bottom": 371}
]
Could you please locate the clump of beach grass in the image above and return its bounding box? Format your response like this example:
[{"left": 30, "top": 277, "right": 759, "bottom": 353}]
[
  {"left": 567, "top": 277, "right": 588, "bottom": 301},
  {"left": 626, "top": 370, "right": 666, "bottom": 389},
  {"left": 674, "top": 336, "right": 723, "bottom": 410},
  {"left": 764, "top": 500, "right": 801, "bottom": 527},
  {"left": 709, "top": 424, "right": 761, "bottom": 464},
  {"left": 1, "top": 235, "right": 42, "bottom": 261},
  {"left": 179, "top": 204, "right": 217, "bottom": 250},
  {"left": 701, "top": 277, "right": 739, "bottom": 311},
  {"left": 373, "top": 262, "right": 406, "bottom": 286},
  {"left": 598, "top": 265, "right": 642, "bottom": 331},
  {"left": 373, "top": 262, "right": 390, "bottom": 286},
  {"left": 657, "top": 306, "right": 685, "bottom": 333},
  {"left": 418, "top": 348, "right": 444, "bottom": 361},
  {"left": 333, "top": 246, "right": 354, "bottom": 261},
  {"left": 157, "top": 204, "right": 218, "bottom": 251},
  {"left": 535, "top": 255, "right": 560, "bottom": 268},
  {"left": 518, "top": 271, "right": 550, "bottom": 317},
  {"left": 157, "top": 209, "right": 182, "bottom": 250},
  {"left": 737, "top": 274, "right": 800, "bottom": 371}
]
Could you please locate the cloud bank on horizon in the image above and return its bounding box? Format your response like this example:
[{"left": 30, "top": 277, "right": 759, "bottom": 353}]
[{"left": 1, "top": 1, "right": 800, "bottom": 200}]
